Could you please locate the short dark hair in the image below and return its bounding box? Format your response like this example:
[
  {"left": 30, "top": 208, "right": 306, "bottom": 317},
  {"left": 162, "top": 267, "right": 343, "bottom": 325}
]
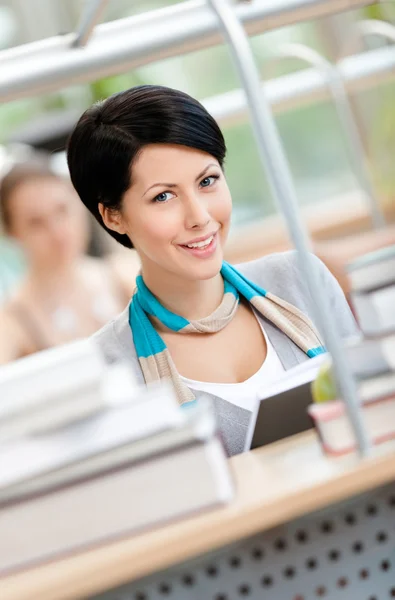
[
  {"left": 0, "top": 163, "right": 59, "bottom": 233},
  {"left": 66, "top": 85, "right": 227, "bottom": 248}
]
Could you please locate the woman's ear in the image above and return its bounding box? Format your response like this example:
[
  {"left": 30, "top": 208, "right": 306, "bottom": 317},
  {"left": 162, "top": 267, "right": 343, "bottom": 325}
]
[{"left": 98, "top": 203, "right": 126, "bottom": 235}]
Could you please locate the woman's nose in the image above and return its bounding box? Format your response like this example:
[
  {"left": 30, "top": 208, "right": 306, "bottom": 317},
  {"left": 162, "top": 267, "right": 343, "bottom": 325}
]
[{"left": 184, "top": 195, "right": 210, "bottom": 230}]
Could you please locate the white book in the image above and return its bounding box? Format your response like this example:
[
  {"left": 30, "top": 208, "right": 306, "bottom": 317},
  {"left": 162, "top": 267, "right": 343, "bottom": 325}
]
[
  {"left": 351, "top": 284, "right": 395, "bottom": 337},
  {"left": 0, "top": 381, "right": 184, "bottom": 503},
  {"left": 347, "top": 244, "right": 395, "bottom": 293},
  {"left": 0, "top": 383, "right": 102, "bottom": 442},
  {"left": 257, "top": 353, "right": 329, "bottom": 398},
  {"left": 0, "top": 339, "right": 105, "bottom": 420},
  {"left": 0, "top": 362, "right": 138, "bottom": 442},
  {"left": 357, "top": 371, "right": 395, "bottom": 403},
  {"left": 308, "top": 394, "right": 395, "bottom": 455},
  {"left": 244, "top": 354, "right": 328, "bottom": 451},
  {"left": 343, "top": 333, "right": 395, "bottom": 379},
  {"left": 0, "top": 433, "right": 233, "bottom": 574}
]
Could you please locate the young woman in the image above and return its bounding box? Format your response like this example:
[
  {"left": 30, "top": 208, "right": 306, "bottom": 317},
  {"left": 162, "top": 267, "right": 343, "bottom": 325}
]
[
  {"left": 0, "top": 164, "right": 136, "bottom": 363},
  {"left": 67, "top": 85, "right": 357, "bottom": 455}
]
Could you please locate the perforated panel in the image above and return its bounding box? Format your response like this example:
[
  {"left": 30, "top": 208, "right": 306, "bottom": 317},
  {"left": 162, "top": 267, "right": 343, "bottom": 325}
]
[{"left": 96, "top": 482, "right": 395, "bottom": 600}]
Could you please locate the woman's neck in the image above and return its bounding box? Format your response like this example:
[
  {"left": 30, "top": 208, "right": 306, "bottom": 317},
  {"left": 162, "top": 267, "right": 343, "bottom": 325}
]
[{"left": 142, "top": 267, "right": 224, "bottom": 323}]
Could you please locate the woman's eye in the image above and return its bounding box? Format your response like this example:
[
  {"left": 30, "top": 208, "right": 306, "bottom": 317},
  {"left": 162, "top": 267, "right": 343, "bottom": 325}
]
[
  {"left": 200, "top": 175, "right": 218, "bottom": 188},
  {"left": 154, "top": 191, "right": 174, "bottom": 203}
]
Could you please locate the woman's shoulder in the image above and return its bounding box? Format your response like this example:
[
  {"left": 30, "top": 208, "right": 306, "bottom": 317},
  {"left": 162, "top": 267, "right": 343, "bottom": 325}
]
[
  {"left": 91, "top": 306, "right": 130, "bottom": 360},
  {"left": 237, "top": 249, "right": 311, "bottom": 274},
  {"left": 236, "top": 250, "right": 312, "bottom": 298},
  {"left": 237, "top": 250, "right": 358, "bottom": 339},
  {"left": 236, "top": 250, "right": 333, "bottom": 310}
]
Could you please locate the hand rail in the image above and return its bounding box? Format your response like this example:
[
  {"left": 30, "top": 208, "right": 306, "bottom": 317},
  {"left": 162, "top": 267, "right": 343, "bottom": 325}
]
[{"left": 0, "top": 0, "right": 376, "bottom": 103}]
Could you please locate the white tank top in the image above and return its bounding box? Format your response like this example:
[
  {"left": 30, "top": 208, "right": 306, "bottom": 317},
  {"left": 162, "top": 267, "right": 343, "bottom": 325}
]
[{"left": 180, "top": 314, "right": 285, "bottom": 412}]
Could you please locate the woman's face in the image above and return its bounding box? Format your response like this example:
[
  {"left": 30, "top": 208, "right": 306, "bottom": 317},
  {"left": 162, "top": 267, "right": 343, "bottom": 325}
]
[
  {"left": 7, "top": 177, "right": 89, "bottom": 269},
  {"left": 104, "top": 144, "right": 232, "bottom": 283}
]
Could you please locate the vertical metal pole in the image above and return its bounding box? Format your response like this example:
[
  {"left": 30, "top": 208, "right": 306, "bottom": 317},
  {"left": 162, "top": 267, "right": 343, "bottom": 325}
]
[
  {"left": 272, "top": 43, "right": 385, "bottom": 229},
  {"left": 207, "top": 0, "right": 371, "bottom": 456},
  {"left": 71, "top": 0, "right": 109, "bottom": 48}
]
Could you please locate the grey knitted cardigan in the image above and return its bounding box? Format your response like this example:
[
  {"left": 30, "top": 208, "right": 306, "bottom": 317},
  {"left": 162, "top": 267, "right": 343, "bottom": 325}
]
[{"left": 93, "top": 251, "right": 358, "bottom": 456}]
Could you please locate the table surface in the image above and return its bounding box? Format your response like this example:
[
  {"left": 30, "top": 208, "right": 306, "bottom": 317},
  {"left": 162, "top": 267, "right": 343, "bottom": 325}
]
[{"left": 2, "top": 431, "right": 395, "bottom": 600}]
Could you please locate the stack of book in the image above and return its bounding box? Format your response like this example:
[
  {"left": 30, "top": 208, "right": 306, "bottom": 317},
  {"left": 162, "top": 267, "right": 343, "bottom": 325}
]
[
  {"left": 347, "top": 244, "right": 395, "bottom": 337},
  {"left": 308, "top": 245, "right": 395, "bottom": 455},
  {"left": 0, "top": 339, "right": 136, "bottom": 441},
  {"left": 0, "top": 341, "right": 233, "bottom": 574}
]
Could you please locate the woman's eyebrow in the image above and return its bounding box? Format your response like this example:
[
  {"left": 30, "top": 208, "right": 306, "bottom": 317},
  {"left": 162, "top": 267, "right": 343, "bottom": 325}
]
[
  {"left": 143, "top": 181, "right": 177, "bottom": 197},
  {"left": 195, "top": 163, "right": 218, "bottom": 182},
  {"left": 142, "top": 163, "right": 218, "bottom": 197}
]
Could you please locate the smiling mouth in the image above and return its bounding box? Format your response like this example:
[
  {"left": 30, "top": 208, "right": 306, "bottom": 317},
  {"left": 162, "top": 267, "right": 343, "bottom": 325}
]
[
  {"left": 181, "top": 234, "right": 215, "bottom": 250},
  {"left": 177, "top": 231, "right": 219, "bottom": 258}
]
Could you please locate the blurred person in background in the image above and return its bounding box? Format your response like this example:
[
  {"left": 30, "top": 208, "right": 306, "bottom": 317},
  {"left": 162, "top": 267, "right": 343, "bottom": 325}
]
[{"left": 0, "top": 163, "right": 137, "bottom": 364}]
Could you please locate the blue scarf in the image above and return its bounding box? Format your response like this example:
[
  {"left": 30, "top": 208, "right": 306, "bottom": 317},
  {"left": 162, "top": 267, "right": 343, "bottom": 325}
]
[{"left": 129, "top": 261, "right": 325, "bottom": 403}]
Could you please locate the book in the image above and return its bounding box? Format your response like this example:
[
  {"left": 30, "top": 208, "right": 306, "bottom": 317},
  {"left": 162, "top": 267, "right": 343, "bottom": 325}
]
[
  {"left": 309, "top": 334, "right": 395, "bottom": 455},
  {"left": 338, "top": 336, "right": 395, "bottom": 402},
  {"left": 0, "top": 381, "right": 185, "bottom": 504},
  {"left": 0, "top": 404, "right": 233, "bottom": 575},
  {"left": 0, "top": 361, "right": 139, "bottom": 443},
  {"left": 0, "top": 339, "right": 110, "bottom": 439},
  {"left": 346, "top": 244, "right": 395, "bottom": 294},
  {"left": 244, "top": 354, "right": 328, "bottom": 451},
  {"left": 351, "top": 284, "right": 395, "bottom": 337},
  {"left": 0, "top": 339, "right": 104, "bottom": 412},
  {"left": 308, "top": 394, "right": 395, "bottom": 456},
  {"left": 245, "top": 348, "right": 395, "bottom": 453},
  {"left": 344, "top": 334, "right": 395, "bottom": 379}
]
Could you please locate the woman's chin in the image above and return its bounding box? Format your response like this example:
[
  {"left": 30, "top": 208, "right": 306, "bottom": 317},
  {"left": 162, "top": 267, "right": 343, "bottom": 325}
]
[{"left": 180, "top": 254, "right": 223, "bottom": 281}]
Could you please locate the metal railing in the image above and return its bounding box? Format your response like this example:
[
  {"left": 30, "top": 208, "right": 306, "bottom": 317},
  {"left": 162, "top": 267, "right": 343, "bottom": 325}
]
[
  {"left": 0, "top": 0, "right": 375, "bottom": 102},
  {"left": 203, "top": 45, "right": 395, "bottom": 125}
]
